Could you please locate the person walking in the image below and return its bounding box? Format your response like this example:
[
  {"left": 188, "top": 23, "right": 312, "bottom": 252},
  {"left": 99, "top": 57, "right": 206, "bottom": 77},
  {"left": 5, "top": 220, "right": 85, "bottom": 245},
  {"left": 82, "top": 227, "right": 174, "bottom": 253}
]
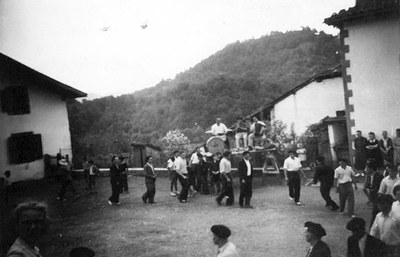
[
  {"left": 238, "top": 151, "right": 253, "bottom": 208},
  {"left": 57, "top": 158, "right": 80, "bottom": 201},
  {"left": 334, "top": 159, "right": 358, "bottom": 217},
  {"left": 313, "top": 156, "right": 339, "bottom": 211},
  {"left": 108, "top": 156, "right": 121, "bottom": 205},
  {"left": 283, "top": 150, "right": 305, "bottom": 205},
  {"left": 142, "top": 156, "right": 156, "bottom": 204},
  {"left": 216, "top": 151, "right": 234, "bottom": 206}
]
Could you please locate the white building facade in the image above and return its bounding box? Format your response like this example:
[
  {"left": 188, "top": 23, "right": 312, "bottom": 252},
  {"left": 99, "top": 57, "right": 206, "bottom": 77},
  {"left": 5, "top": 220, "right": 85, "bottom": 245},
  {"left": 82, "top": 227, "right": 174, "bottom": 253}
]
[
  {"left": 0, "top": 53, "right": 86, "bottom": 182},
  {"left": 325, "top": 0, "right": 400, "bottom": 160}
]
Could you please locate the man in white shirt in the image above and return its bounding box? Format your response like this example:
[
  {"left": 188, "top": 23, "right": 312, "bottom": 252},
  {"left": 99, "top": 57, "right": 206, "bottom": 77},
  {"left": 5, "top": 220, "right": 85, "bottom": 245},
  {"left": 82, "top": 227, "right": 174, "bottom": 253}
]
[
  {"left": 176, "top": 152, "right": 190, "bottom": 203},
  {"left": 211, "top": 224, "right": 240, "bottom": 257},
  {"left": 216, "top": 151, "right": 234, "bottom": 206},
  {"left": 334, "top": 159, "right": 358, "bottom": 217},
  {"left": 211, "top": 118, "right": 230, "bottom": 149},
  {"left": 283, "top": 150, "right": 305, "bottom": 205},
  {"left": 167, "top": 151, "right": 179, "bottom": 196},
  {"left": 379, "top": 164, "right": 399, "bottom": 198}
]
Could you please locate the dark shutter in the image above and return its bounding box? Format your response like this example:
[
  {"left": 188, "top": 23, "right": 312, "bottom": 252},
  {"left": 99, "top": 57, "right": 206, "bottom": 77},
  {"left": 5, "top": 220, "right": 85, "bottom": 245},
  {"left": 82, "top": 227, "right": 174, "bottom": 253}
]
[{"left": 7, "top": 132, "right": 43, "bottom": 164}]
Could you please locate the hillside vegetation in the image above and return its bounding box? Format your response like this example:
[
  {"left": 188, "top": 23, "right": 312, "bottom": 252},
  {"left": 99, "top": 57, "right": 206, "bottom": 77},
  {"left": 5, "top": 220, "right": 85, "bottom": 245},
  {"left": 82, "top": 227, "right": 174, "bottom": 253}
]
[{"left": 67, "top": 27, "right": 340, "bottom": 165}]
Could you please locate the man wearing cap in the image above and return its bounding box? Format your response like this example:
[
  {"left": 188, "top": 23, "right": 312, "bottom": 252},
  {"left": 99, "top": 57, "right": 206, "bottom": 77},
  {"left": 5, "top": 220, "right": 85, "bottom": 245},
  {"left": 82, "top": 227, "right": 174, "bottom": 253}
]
[
  {"left": 238, "top": 151, "right": 253, "bottom": 208},
  {"left": 304, "top": 221, "right": 331, "bottom": 257},
  {"left": 283, "top": 150, "right": 305, "bottom": 205},
  {"left": 346, "top": 217, "right": 386, "bottom": 257},
  {"left": 211, "top": 225, "right": 239, "bottom": 257}
]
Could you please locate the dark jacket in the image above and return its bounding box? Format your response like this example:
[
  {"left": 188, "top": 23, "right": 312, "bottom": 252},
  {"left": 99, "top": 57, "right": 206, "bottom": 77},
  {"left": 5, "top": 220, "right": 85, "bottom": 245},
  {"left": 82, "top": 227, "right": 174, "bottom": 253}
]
[
  {"left": 313, "top": 164, "right": 334, "bottom": 187},
  {"left": 109, "top": 163, "right": 120, "bottom": 184},
  {"left": 238, "top": 159, "right": 253, "bottom": 181},
  {"left": 347, "top": 234, "right": 386, "bottom": 257},
  {"left": 144, "top": 163, "right": 156, "bottom": 181},
  {"left": 308, "top": 240, "right": 331, "bottom": 257},
  {"left": 365, "top": 172, "right": 384, "bottom": 202}
]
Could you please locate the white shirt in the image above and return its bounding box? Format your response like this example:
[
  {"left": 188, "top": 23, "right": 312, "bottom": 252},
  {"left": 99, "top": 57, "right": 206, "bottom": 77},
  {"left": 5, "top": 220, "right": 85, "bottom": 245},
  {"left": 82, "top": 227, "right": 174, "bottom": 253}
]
[
  {"left": 296, "top": 148, "right": 307, "bottom": 161},
  {"left": 167, "top": 158, "right": 176, "bottom": 170},
  {"left": 190, "top": 153, "right": 201, "bottom": 165},
  {"left": 211, "top": 123, "right": 228, "bottom": 135},
  {"left": 220, "top": 158, "right": 232, "bottom": 174},
  {"left": 283, "top": 157, "right": 302, "bottom": 171},
  {"left": 370, "top": 211, "right": 400, "bottom": 245},
  {"left": 89, "top": 165, "right": 96, "bottom": 175},
  {"left": 217, "top": 242, "right": 240, "bottom": 257},
  {"left": 244, "top": 159, "right": 251, "bottom": 176},
  {"left": 175, "top": 157, "right": 188, "bottom": 175},
  {"left": 378, "top": 176, "right": 399, "bottom": 196},
  {"left": 334, "top": 165, "right": 355, "bottom": 184}
]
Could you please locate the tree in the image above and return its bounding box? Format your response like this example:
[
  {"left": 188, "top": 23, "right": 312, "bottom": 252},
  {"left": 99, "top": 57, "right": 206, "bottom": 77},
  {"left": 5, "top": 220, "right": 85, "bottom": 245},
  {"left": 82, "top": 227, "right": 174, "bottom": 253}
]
[{"left": 161, "top": 130, "right": 190, "bottom": 155}]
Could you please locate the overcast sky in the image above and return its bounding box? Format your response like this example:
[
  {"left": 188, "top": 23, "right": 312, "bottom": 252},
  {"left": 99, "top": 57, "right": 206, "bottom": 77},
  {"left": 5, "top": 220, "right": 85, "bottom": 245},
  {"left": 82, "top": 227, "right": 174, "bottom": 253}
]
[{"left": 0, "top": 0, "right": 354, "bottom": 98}]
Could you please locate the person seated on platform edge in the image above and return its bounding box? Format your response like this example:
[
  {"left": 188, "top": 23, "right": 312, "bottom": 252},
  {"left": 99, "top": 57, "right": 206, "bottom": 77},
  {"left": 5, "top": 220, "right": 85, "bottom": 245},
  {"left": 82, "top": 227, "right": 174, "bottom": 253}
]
[
  {"left": 248, "top": 116, "right": 267, "bottom": 150},
  {"left": 211, "top": 117, "right": 230, "bottom": 149},
  {"left": 233, "top": 117, "right": 248, "bottom": 150}
]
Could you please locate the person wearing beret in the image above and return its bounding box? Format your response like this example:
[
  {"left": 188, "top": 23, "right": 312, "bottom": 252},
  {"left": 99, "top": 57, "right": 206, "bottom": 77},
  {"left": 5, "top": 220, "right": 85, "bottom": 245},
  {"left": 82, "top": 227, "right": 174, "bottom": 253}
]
[
  {"left": 346, "top": 217, "right": 386, "bottom": 257},
  {"left": 304, "top": 221, "right": 331, "bottom": 257},
  {"left": 211, "top": 225, "right": 240, "bottom": 257}
]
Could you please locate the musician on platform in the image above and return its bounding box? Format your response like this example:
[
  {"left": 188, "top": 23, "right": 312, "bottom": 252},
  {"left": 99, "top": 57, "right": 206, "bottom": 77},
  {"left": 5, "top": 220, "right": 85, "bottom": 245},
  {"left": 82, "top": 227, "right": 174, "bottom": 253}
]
[{"left": 211, "top": 117, "right": 230, "bottom": 149}]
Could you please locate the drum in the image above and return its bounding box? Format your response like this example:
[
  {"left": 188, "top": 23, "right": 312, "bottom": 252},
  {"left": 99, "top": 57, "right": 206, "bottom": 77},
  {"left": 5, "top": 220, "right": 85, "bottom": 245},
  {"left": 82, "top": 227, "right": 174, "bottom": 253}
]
[{"left": 206, "top": 136, "right": 225, "bottom": 155}]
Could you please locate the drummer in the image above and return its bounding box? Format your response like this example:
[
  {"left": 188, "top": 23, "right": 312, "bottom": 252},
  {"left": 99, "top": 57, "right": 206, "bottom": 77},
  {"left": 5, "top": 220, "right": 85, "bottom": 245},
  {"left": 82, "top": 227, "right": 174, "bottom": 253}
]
[{"left": 211, "top": 118, "right": 230, "bottom": 149}]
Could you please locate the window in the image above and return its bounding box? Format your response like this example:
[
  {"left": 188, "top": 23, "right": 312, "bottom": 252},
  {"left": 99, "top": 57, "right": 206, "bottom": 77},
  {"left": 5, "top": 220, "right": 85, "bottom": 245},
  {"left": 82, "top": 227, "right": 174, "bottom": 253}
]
[
  {"left": 1, "top": 86, "right": 30, "bottom": 115},
  {"left": 7, "top": 132, "right": 43, "bottom": 164}
]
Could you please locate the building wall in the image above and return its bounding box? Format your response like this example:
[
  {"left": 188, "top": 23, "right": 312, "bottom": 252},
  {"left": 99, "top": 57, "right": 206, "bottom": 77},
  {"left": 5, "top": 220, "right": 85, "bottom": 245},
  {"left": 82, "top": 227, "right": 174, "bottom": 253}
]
[
  {"left": 0, "top": 81, "right": 73, "bottom": 182},
  {"left": 272, "top": 77, "right": 345, "bottom": 136}
]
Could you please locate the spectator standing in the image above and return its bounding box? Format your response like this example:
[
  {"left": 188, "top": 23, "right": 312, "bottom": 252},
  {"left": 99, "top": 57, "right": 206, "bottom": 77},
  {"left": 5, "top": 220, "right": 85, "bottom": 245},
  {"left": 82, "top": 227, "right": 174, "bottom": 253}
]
[
  {"left": 363, "top": 162, "right": 383, "bottom": 227},
  {"left": 167, "top": 151, "right": 179, "bottom": 196},
  {"left": 82, "top": 158, "right": 90, "bottom": 189},
  {"left": 380, "top": 131, "right": 394, "bottom": 164},
  {"left": 7, "top": 201, "right": 49, "bottom": 257},
  {"left": 210, "top": 153, "right": 221, "bottom": 195},
  {"left": 378, "top": 164, "right": 399, "bottom": 198},
  {"left": 370, "top": 194, "right": 400, "bottom": 257},
  {"left": 346, "top": 217, "right": 386, "bottom": 257},
  {"left": 238, "top": 151, "right": 253, "bottom": 208},
  {"left": 176, "top": 152, "right": 190, "bottom": 203},
  {"left": 108, "top": 156, "right": 121, "bottom": 205},
  {"left": 296, "top": 143, "right": 307, "bottom": 167},
  {"left": 189, "top": 147, "right": 201, "bottom": 195},
  {"left": 334, "top": 159, "right": 357, "bottom": 217},
  {"left": 57, "top": 159, "right": 80, "bottom": 201},
  {"left": 366, "top": 132, "right": 382, "bottom": 168},
  {"left": 353, "top": 130, "right": 368, "bottom": 172},
  {"left": 87, "top": 160, "right": 98, "bottom": 194},
  {"left": 119, "top": 157, "right": 129, "bottom": 194},
  {"left": 141, "top": 156, "right": 156, "bottom": 204}
]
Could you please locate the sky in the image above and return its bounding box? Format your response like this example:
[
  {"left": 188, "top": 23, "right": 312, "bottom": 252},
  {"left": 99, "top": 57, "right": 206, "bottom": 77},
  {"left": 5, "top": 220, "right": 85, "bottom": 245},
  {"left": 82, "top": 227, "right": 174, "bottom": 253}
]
[{"left": 0, "top": 0, "right": 354, "bottom": 98}]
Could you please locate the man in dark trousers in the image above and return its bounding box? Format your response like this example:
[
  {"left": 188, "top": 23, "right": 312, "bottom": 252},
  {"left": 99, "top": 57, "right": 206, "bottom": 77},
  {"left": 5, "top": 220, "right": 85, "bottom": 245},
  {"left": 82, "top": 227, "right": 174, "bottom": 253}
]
[
  {"left": 142, "top": 156, "right": 156, "bottom": 204},
  {"left": 313, "top": 156, "right": 339, "bottom": 211},
  {"left": 108, "top": 155, "right": 121, "bottom": 205},
  {"left": 304, "top": 221, "right": 331, "bottom": 257},
  {"left": 238, "top": 151, "right": 253, "bottom": 208},
  {"left": 363, "top": 159, "right": 383, "bottom": 227},
  {"left": 346, "top": 217, "right": 386, "bottom": 257},
  {"left": 216, "top": 151, "right": 234, "bottom": 206},
  {"left": 119, "top": 156, "right": 129, "bottom": 193}
]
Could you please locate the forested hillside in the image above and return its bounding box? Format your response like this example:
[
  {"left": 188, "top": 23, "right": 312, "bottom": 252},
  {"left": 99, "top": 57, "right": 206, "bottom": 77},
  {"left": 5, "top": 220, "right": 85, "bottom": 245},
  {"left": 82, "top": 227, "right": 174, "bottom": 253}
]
[{"left": 67, "top": 27, "right": 340, "bottom": 165}]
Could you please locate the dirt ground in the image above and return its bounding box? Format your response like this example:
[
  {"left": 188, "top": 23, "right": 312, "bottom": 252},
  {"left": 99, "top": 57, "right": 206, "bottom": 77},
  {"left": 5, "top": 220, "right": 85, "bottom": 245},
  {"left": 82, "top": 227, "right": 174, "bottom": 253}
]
[{"left": 3, "top": 175, "right": 371, "bottom": 257}]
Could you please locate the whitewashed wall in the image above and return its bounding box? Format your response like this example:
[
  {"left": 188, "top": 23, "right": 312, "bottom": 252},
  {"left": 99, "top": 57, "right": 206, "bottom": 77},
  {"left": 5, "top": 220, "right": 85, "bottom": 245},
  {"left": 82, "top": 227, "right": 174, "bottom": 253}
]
[
  {"left": 0, "top": 83, "right": 73, "bottom": 182},
  {"left": 344, "top": 18, "right": 400, "bottom": 138},
  {"left": 271, "top": 77, "right": 345, "bottom": 136}
]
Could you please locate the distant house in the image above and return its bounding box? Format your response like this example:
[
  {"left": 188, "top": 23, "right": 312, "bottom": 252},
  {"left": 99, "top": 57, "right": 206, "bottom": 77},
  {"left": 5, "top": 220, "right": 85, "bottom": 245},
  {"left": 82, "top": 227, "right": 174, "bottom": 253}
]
[
  {"left": 325, "top": 0, "right": 400, "bottom": 162},
  {"left": 248, "top": 65, "right": 345, "bottom": 137},
  {"left": 0, "top": 53, "right": 87, "bottom": 182},
  {"left": 131, "top": 143, "right": 162, "bottom": 167}
]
